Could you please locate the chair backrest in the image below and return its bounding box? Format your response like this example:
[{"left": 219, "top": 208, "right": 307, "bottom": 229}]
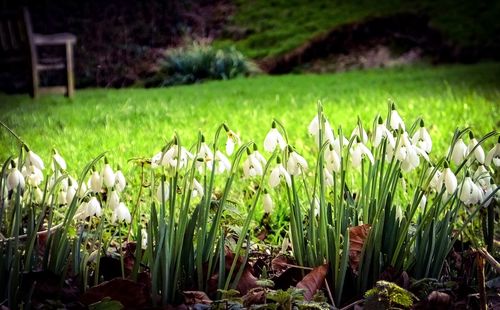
[{"left": 0, "top": 8, "right": 35, "bottom": 65}]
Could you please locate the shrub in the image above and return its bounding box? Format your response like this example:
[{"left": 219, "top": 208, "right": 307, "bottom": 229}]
[{"left": 145, "top": 41, "right": 259, "bottom": 87}]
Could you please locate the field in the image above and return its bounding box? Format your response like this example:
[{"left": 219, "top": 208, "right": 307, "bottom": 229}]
[{"left": 1, "top": 63, "right": 499, "bottom": 173}]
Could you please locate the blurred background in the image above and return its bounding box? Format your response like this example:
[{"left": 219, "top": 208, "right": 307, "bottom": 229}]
[{"left": 1, "top": 0, "right": 499, "bottom": 91}]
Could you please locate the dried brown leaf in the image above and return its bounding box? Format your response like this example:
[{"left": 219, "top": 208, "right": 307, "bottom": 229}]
[
  {"left": 349, "top": 224, "right": 371, "bottom": 274},
  {"left": 296, "top": 263, "right": 329, "bottom": 301},
  {"left": 183, "top": 291, "right": 212, "bottom": 305}
]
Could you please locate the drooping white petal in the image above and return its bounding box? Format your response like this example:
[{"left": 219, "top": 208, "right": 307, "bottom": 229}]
[
  {"left": 215, "top": 150, "right": 231, "bottom": 174},
  {"left": 86, "top": 197, "right": 102, "bottom": 217},
  {"left": 467, "top": 138, "right": 485, "bottom": 164},
  {"left": 28, "top": 151, "right": 45, "bottom": 170},
  {"left": 390, "top": 109, "right": 405, "bottom": 131},
  {"left": 102, "top": 164, "right": 115, "bottom": 188},
  {"left": 325, "top": 146, "right": 341, "bottom": 173},
  {"left": 264, "top": 128, "right": 286, "bottom": 152},
  {"left": 440, "top": 168, "right": 457, "bottom": 195},
  {"left": 263, "top": 193, "right": 274, "bottom": 213},
  {"left": 269, "top": 164, "right": 291, "bottom": 188},
  {"left": 156, "top": 181, "right": 170, "bottom": 202},
  {"left": 112, "top": 202, "right": 131, "bottom": 223},
  {"left": 451, "top": 139, "right": 467, "bottom": 165},
  {"left": 7, "top": 167, "right": 24, "bottom": 191},
  {"left": 191, "top": 178, "right": 204, "bottom": 198},
  {"left": 287, "top": 151, "right": 308, "bottom": 176},
  {"left": 53, "top": 153, "right": 67, "bottom": 170},
  {"left": 89, "top": 170, "right": 102, "bottom": 193},
  {"left": 109, "top": 190, "right": 120, "bottom": 210},
  {"left": 412, "top": 127, "right": 432, "bottom": 153},
  {"left": 485, "top": 143, "right": 500, "bottom": 167}
]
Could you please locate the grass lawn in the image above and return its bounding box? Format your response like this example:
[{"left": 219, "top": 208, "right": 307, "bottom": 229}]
[{"left": 1, "top": 63, "right": 499, "bottom": 174}]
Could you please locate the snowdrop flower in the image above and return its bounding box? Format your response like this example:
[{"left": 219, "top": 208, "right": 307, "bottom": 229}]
[
  {"left": 52, "top": 149, "right": 67, "bottom": 171},
  {"left": 114, "top": 167, "right": 126, "bottom": 192},
  {"left": 287, "top": 149, "right": 308, "bottom": 176},
  {"left": 308, "top": 115, "right": 335, "bottom": 144},
  {"left": 269, "top": 158, "right": 291, "bottom": 188},
  {"left": 77, "top": 182, "right": 87, "bottom": 198},
  {"left": 324, "top": 168, "right": 334, "bottom": 186},
  {"left": 412, "top": 120, "right": 432, "bottom": 153},
  {"left": 112, "top": 202, "right": 131, "bottom": 224},
  {"left": 27, "top": 165, "right": 44, "bottom": 187},
  {"left": 459, "top": 176, "right": 483, "bottom": 205},
  {"left": 214, "top": 151, "right": 231, "bottom": 174},
  {"left": 389, "top": 104, "right": 405, "bottom": 131},
  {"left": 264, "top": 122, "right": 286, "bottom": 152},
  {"left": 350, "top": 124, "right": 368, "bottom": 144},
  {"left": 156, "top": 180, "right": 170, "bottom": 203},
  {"left": 467, "top": 133, "right": 485, "bottom": 164},
  {"left": 419, "top": 194, "right": 427, "bottom": 211},
  {"left": 89, "top": 168, "right": 102, "bottom": 193},
  {"left": 485, "top": 137, "right": 500, "bottom": 167},
  {"left": 450, "top": 138, "right": 467, "bottom": 165},
  {"left": 108, "top": 189, "right": 120, "bottom": 210},
  {"left": 34, "top": 187, "right": 44, "bottom": 204},
  {"left": 196, "top": 139, "right": 214, "bottom": 173},
  {"left": 101, "top": 160, "right": 115, "bottom": 189},
  {"left": 191, "top": 178, "right": 204, "bottom": 198},
  {"left": 66, "top": 178, "right": 78, "bottom": 203},
  {"left": 141, "top": 229, "right": 148, "bottom": 249},
  {"left": 312, "top": 197, "right": 320, "bottom": 216},
  {"left": 57, "top": 190, "right": 67, "bottom": 205},
  {"left": 75, "top": 202, "right": 88, "bottom": 220},
  {"left": 438, "top": 165, "right": 457, "bottom": 195},
  {"left": 429, "top": 169, "right": 442, "bottom": 192},
  {"left": 474, "top": 165, "right": 491, "bottom": 188},
  {"left": 325, "top": 144, "right": 341, "bottom": 173},
  {"left": 86, "top": 197, "right": 102, "bottom": 217},
  {"left": 162, "top": 144, "right": 194, "bottom": 169},
  {"left": 224, "top": 124, "right": 240, "bottom": 156},
  {"left": 263, "top": 190, "right": 273, "bottom": 214},
  {"left": 373, "top": 117, "right": 395, "bottom": 148},
  {"left": 481, "top": 182, "right": 497, "bottom": 207},
  {"left": 393, "top": 132, "right": 428, "bottom": 172},
  {"left": 243, "top": 151, "right": 264, "bottom": 178},
  {"left": 349, "top": 139, "right": 374, "bottom": 168},
  {"left": 332, "top": 135, "right": 349, "bottom": 155},
  {"left": 151, "top": 151, "right": 163, "bottom": 168},
  {"left": 7, "top": 163, "right": 25, "bottom": 191},
  {"left": 395, "top": 205, "right": 403, "bottom": 222},
  {"left": 27, "top": 150, "right": 44, "bottom": 170}
]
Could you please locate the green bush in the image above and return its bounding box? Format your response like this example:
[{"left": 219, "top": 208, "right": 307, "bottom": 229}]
[{"left": 145, "top": 42, "right": 259, "bottom": 87}]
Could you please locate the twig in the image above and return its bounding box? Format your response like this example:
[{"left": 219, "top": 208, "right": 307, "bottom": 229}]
[
  {"left": 323, "top": 279, "right": 336, "bottom": 309},
  {"left": 475, "top": 247, "right": 500, "bottom": 273},
  {"left": 339, "top": 299, "right": 364, "bottom": 310}
]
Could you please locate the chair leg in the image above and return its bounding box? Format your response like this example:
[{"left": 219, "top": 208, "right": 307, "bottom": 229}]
[
  {"left": 30, "top": 64, "right": 39, "bottom": 98},
  {"left": 65, "top": 42, "right": 74, "bottom": 97}
]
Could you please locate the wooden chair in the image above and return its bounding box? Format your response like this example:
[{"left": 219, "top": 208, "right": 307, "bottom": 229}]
[{"left": 0, "top": 8, "right": 76, "bottom": 98}]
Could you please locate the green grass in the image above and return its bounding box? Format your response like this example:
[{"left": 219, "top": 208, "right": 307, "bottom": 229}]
[
  {"left": 1, "top": 63, "right": 499, "bottom": 175},
  {"left": 216, "top": 0, "right": 500, "bottom": 59}
]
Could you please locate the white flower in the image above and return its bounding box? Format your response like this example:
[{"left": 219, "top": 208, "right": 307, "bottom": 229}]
[
  {"left": 27, "top": 150, "right": 44, "bottom": 170},
  {"left": 287, "top": 151, "right": 308, "bottom": 176},
  {"left": 77, "top": 182, "right": 87, "bottom": 198},
  {"left": 349, "top": 140, "right": 374, "bottom": 168},
  {"left": 269, "top": 162, "right": 291, "bottom": 188},
  {"left": 112, "top": 202, "right": 131, "bottom": 223},
  {"left": 459, "top": 176, "right": 483, "bottom": 205},
  {"left": 264, "top": 125, "right": 286, "bottom": 152},
  {"left": 151, "top": 151, "right": 163, "bottom": 168},
  {"left": 439, "top": 167, "right": 457, "bottom": 195},
  {"left": 324, "top": 168, "right": 334, "bottom": 186},
  {"left": 243, "top": 153, "right": 264, "bottom": 178},
  {"left": 7, "top": 166, "right": 24, "bottom": 191},
  {"left": 225, "top": 128, "right": 240, "bottom": 156},
  {"left": 89, "top": 170, "right": 102, "bottom": 193},
  {"left": 115, "top": 169, "right": 126, "bottom": 192},
  {"left": 196, "top": 141, "right": 214, "bottom": 173},
  {"left": 390, "top": 107, "right": 405, "bottom": 131},
  {"left": 66, "top": 179, "right": 78, "bottom": 203},
  {"left": 395, "top": 205, "right": 403, "bottom": 222},
  {"left": 485, "top": 139, "right": 500, "bottom": 167},
  {"left": 429, "top": 169, "right": 442, "bottom": 191},
  {"left": 161, "top": 145, "right": 194, "bottom": 169},
  {"left": 467, "top": 136, "right": 485, "bottom": 164},
  {"left": 191, "top": 178, "right": 204, "bottom": 198},
  {"left": 214, "top": 151, "right": 231, "bottom": 174},
  {"left": 263, "top": 192, "right": 273, "bottom": 213},
  {"left": 308, "top": 115, "right": 335, "bottom": 144},
  {"left": 350, "top": 125, "right": 368, "bottom": 144},
  {"left": 141, "top": 229, "right": 148, "bottom": 249},
  {"left": 57, "top": 190, "right": 67, "bottom": 205},
  {"left": 156, "top": 181, "right": 170, "bottom": 202},
  {"left": 373, "top": 121, "right": 395, "bottom": 148},
  {"left": 481, "top": 183, "right": 497, "bottom": 207},
  {"left": 34, "top": 187, "right": 44, "bottom": 204},
  {"left": 474, "top": 165, "right": 491, "bottom": 188},
  {"left": 412, "top": 122, "right": 432, "bottom": 153},
  {"left": 325, "top": 145, "right": 341, "bottom": 173},
  {"left": 27, "top": 165, "right": 44, "bottom": 187},
  {"left": 101, "top": 163, "right": 115, "bottom": 188},
  {"left": 419, "top": 194, "right": 427, "bottom": 211},
  {"left": 450, "top": 139, "right": 467, "bottom": 165},
  {"left": 108, "top": 189, "right": 120, "bottom": 210},
  {"left": 52, "top": 151, "right": 67, "bottom": 171},
  {"left": 393, "top": 132, "right": 428, "bottom": 172},
  {"left": 86, "top": 197, "right": 102, "bottom": 217}
]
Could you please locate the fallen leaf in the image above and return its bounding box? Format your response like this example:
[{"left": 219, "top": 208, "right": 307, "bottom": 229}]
[
  {"left": 296, "top": 264, "right": 329, "bottom": 301},
  {"left": 183, "top": 291, "right": 212, "bottom": 305},
  {"left": 242, "top": 287, "right": 266, "bottom": 307},
  {"left": 80, "top": 278, "right": 150, "bottom": 309},
  {"left": 349, "top": 224, "right": 371, "bottom": 274}
]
